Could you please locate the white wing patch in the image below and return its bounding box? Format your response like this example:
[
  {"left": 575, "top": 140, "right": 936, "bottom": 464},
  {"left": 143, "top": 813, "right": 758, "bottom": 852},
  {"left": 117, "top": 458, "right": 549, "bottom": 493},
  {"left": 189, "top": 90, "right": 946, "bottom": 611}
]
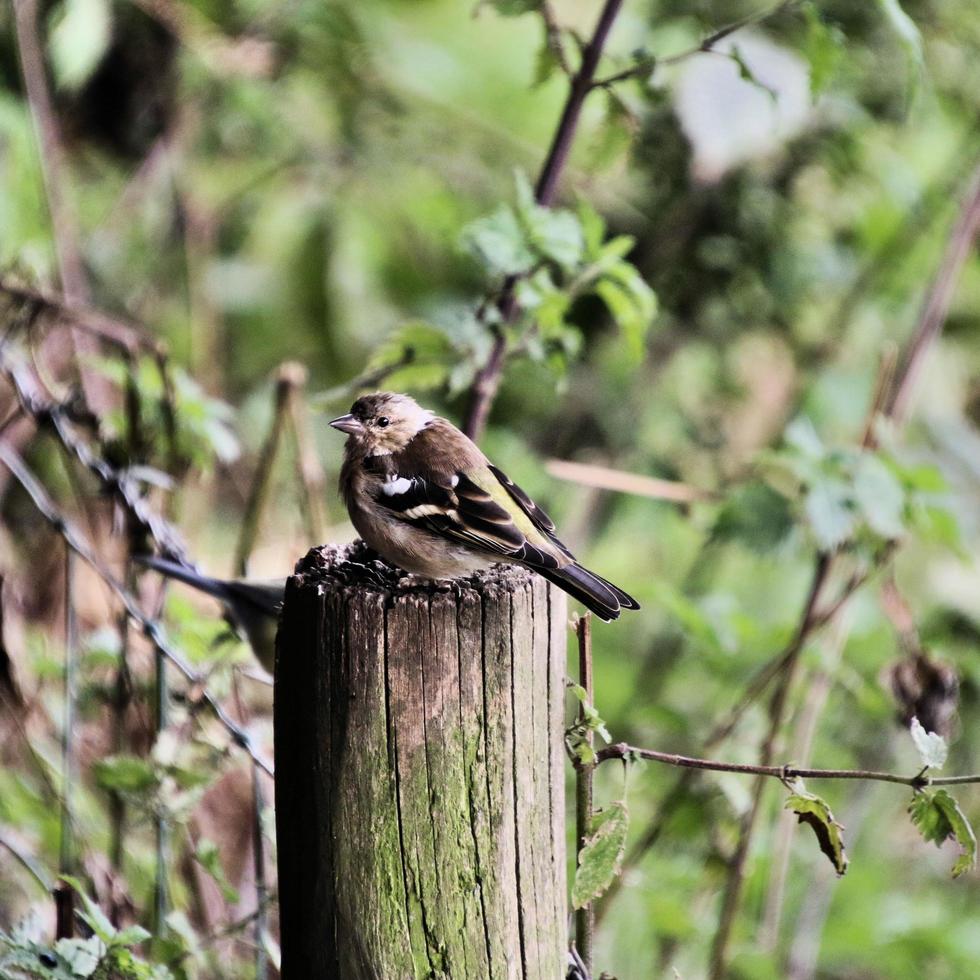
[
  {"left": 403, "top": 504, "right": 448, "bottom": 520},
  {"left": 382, "top": 476, "right": 413, "bottom": 496}
]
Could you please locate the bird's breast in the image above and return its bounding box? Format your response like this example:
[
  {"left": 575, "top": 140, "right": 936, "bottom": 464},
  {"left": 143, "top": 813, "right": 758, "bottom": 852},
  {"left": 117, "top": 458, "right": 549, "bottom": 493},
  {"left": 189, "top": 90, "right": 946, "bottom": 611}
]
[{"left": 349, "top": 494, "right": 492, "bottom": 579}]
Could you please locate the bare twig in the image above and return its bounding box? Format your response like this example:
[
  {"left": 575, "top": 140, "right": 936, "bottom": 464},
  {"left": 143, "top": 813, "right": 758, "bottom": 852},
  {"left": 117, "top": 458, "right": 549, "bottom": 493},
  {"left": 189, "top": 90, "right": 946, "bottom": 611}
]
[
  {"left": 252, "top": 760, "right": 269, "bottom": 980},
  {"left": 885, "top": 164, "right": 980, "bottom": 425},
  {"left": 708, "top": 553, "right": 829, "bottom": 979},
  {"left": 235, "top": 364, "right": 297, "bottom": 576},
  {"left": 55, "top": 545, "right": 78, "bottom": 939},
  {"left": 0, "top": 278, "right": 156, "bottom": 354},
  {"left": 153, "top": 605, "right": 171, "bottom": 931},
  {"left": 0, "top": 575, "right": 25, "bottom": 711},
  {"left": 463, "top": 0, "right": 625, "bottom": 440},
  {"left": 546, "top": 458, "right": 716, "bottom": 503},
  {"left": 0, "top": 829, "right": 53, "bottom": 893},
  {"left": 0, "top": 348, "right": 189, "bottom": 562},
  {"left": 11, "top": 0, "right": 117, "bottom": 415},
  {"left": 574, "top": 613, "right": 595, "bottom": 973},
  {"left": 284, "top": 365, "right": 327, "bottom": 543},
  {"left": 592, "top": 0, "right": 798, "bottom": 88},
  {"left": 0, "top": 441, "right": 273, "bottom": 777},
  {"left": 11, "top": 0, "right": 89, "bottom": 305},
  {"left": 759, "top": 612, "right": 850, "bottom": 950},
  {"left": 594, "top": 743, "right": 978, "bottom": 787}
]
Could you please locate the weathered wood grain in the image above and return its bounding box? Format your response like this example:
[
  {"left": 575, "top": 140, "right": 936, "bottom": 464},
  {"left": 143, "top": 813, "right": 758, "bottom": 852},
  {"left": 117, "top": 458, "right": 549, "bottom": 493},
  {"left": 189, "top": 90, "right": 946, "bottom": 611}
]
[{"left": 274, "top": 543, "right": 568, "bottom": 979}]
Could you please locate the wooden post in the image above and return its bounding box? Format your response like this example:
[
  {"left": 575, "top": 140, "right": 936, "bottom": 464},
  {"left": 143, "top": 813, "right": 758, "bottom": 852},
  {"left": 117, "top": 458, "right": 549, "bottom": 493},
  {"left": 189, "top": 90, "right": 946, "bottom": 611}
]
[{"left": 274, "top": 543, "right": 568, "bottom": 979}]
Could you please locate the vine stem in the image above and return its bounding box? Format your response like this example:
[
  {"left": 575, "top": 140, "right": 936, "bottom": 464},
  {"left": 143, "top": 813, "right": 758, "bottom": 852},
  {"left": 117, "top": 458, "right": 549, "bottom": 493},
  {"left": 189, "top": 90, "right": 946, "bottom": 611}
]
[
  {"left": 463, "top": 0, "right": 624, "bottom": 440},
  {"left": 595, "top": 744, "right": 979, "bottom": 788},
  {"left": 54, "top": 544, "right": 77, "bottom": 939}
]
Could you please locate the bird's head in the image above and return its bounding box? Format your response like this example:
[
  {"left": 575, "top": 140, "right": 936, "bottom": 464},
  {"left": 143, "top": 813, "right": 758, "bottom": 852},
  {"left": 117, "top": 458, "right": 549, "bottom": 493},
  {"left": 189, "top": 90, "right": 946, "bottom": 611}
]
[{"left": 329, "top": 392, "right": 433, "bottom": 455}]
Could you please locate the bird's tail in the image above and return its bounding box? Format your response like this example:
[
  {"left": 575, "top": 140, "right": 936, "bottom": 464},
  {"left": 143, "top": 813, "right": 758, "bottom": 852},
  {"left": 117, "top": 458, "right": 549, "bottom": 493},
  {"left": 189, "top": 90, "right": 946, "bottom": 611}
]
[
  {"left": 538, "top": 562, "right": 640, "bottom": 622},
  {"left": 135, "top": 555, "right": 231, "bottom": 603}
]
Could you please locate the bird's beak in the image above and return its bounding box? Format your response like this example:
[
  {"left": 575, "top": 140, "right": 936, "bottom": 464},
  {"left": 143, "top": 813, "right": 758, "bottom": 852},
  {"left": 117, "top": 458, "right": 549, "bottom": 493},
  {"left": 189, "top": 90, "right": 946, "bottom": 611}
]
[{"left": 329, "top": 413, "right": 363, "bottom": 434}]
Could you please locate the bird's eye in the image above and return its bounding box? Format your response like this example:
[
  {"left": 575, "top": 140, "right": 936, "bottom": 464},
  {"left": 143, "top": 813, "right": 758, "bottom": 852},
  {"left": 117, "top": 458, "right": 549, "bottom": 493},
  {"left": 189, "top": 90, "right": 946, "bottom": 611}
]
[{"left": 376, "top": 416, "right": 390, "bottom": 428}]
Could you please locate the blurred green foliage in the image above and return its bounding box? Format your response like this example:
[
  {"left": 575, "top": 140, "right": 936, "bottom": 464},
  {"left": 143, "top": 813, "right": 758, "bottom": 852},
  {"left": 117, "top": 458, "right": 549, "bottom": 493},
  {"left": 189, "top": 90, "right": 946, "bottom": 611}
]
[{"left": 1, "top": 0, "right": 979, "bottom": 977}]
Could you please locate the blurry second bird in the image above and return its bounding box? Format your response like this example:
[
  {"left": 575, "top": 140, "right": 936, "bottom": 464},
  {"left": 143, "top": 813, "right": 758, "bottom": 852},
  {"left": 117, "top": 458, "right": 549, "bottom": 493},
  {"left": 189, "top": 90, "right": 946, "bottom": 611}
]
[{"left": 138, "top": 556, "right": 284, "bottom": 674}]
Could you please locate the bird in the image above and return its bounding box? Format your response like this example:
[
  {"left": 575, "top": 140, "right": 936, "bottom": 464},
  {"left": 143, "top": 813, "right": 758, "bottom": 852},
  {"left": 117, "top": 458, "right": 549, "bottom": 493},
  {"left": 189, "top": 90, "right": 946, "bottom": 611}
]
[
  {"left": 330, "top": 392, "right": 639, "bottom": 621},
  {"left": 136, "top": 555, "right": 284, "bottom": 674}
]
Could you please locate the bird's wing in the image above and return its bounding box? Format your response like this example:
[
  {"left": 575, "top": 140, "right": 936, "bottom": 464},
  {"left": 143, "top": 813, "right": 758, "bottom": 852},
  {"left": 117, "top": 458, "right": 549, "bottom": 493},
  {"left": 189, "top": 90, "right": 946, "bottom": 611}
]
[
  {"left": 485, "top": 464, "right": 561, "bottom": 538},
  {"left": 372, "top": 463, "right": 567, "bottom": 570}
]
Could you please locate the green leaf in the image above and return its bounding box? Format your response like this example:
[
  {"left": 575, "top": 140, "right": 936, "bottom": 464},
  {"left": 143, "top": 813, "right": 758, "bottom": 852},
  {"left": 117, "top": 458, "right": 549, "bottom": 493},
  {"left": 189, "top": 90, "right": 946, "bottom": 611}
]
[
  {"left": 909, "top": 789, "right": 978, "bottom": 878},
  {"left": 532, "top": 31, "right": 559, "bottom": 87},
  {"left": 577, "top": 199, "right": 607, "bottom": 258},
  {"left": 595, "top": 261, "right": 657, "bottom": 362},
  {"left": 53, "top": 936, "right": 103, "bottom": 977},
  {"left": 194, "top": 839, "right": 240, "bottom": 904},
  {"left": 805, "top": 478, "right": 855, "bottom": 551},
  {"left": 853, "top": 452, "right": 906, "bottom": 539},
  {"left": 364, "top": 321, "right": 458, "bottom": 392},
  {"left": 802, "top": 3, "right": 845, "bottom": 97},
  {"left": 910, "top": 717, "right": 948, "bottom": 770},
  {"left": 521, "top": 207, "right": 585, "bottom": 272},
  {"left": 785, "top": 789, "right": 848, "bottom": 876},
  {"left": 571, "top": 801, "right": 630, "bottom": 908},
  {"left": 461, "top": 206, "right": 536, "bottom": 276},
  {"left": 111, "top": 925, "right": 151, "bottom": 948},
  {"left": 48, "top": 0, "right": 112, "bottom": 91},
  {"left": 93, "top": 755, "right": 158, "bottom": 794},
  {"left": 784, "top": 416, "right": 825, "bottom": 458},
  {"left": 567, "top": 683, "right": 611, "bottom": 742},
  {"left": 60, "top": 876, "right": 116, "bottom": 944},
  {"left": 909, "top": 501, "right": 962, "bottom": 552}
]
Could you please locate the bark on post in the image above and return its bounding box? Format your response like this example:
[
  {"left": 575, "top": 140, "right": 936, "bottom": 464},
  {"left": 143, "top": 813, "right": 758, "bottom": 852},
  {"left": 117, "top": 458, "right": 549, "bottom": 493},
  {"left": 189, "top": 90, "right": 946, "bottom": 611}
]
[{"left": 274, "top": 543, "right": 568, "bottom": 979}]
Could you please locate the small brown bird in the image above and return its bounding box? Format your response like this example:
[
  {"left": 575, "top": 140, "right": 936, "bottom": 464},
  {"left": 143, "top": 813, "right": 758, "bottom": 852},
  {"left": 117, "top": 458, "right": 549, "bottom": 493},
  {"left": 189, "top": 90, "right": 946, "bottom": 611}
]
[{"left": 330, "top": 392, "right": 639, "bottom": 621}]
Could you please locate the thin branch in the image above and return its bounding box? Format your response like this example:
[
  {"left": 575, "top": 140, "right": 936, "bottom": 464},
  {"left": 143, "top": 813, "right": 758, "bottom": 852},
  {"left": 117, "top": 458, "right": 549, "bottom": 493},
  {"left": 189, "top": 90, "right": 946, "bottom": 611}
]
[
  {"left": 0, "top": 440, "right": 273, "bottom": 777},
  {"left": 595, "top": 743, "right": 979, "bottom": 787},
  {"left": 11, "top": 0, "right": 118, "bottom": 415},
  {"left": 0, "top": 575, "right": 25, "bottom": 712},
  {"left": 57, "top": 545, "right": 77, "bottom": 938},
  {"left": 0, "top": 347, "right": 189, "bottom": 561},
  {"left": 0, "top": 829, "right": 53, "bottom": 893},
  {"left": 592, "top": 0, "right": 797, "bottom": 89},
  {"left": 885, "top": 164, "right": 980, "bottom": 425},
  {"left": 11, "top": 0, "right": 89, "bottom": 305},
  {"left": 708, "top": 553, "right": 830, "bottom": 978},
  {"left": 252, "top": 760, "right": 269, "bottom": 980},
  {"left": 284, "top": 364, "right": 327, "bottom": 543},
  {"left": 595, "top": 552, "right": 883, "bottom": 924},
  {"left": 0, "top": 278, "right": 155, "bottom": 354},
  {"left": 573, "top": 614, "right": 595, "bottom": 974},
  {"left": 759, "top": 611, "right": 849, "bottom": 951},
  {"left": 463, "top": 0, "right": 625, "bottom": 440},
  {"left": 546, "top": 458, "right": 716, "bottom": 503},
  {"left": 235, "top": 364, "right": 297, "bottom": 576}
]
